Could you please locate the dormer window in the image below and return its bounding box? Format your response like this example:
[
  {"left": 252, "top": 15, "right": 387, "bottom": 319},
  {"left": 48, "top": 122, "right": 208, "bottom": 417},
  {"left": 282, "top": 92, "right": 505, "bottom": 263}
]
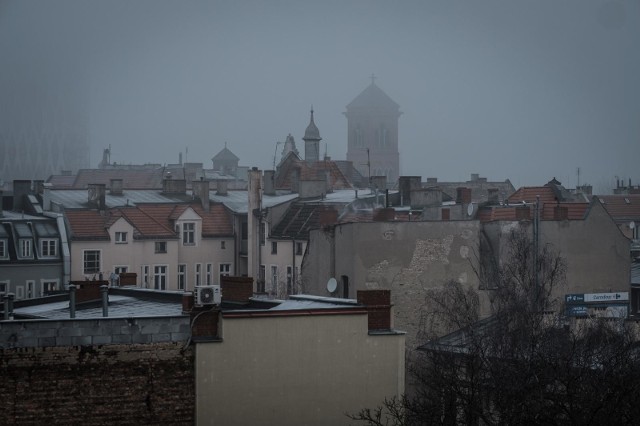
[
  {"left": 0, "top": 239, "right": 7, "bottom": 259},
  {"left": 20, "top": 239, "right": 33, "bottom": 258},
  {"left": 183, "top": 222, "right": 195, "bottom": 245},
  {"left": 115, "top": 232, "right": 128, "bottom": 244},
  {"left": 40, "top": 239, "right": 58, "bottom": 258}
]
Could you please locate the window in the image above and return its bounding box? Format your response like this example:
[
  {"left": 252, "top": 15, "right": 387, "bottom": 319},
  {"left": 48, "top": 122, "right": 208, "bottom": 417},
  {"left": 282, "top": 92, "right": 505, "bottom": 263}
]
[
  {"left": 206, "top": 263, "right": 213, "bottom": 285},
  {"left": 342, "top": 275, "right": 350, "bottom": 299},
  {"left": 43, "top": 281, "right": 58, "bottom": 293},
  {"left": 154, "top": 265, "right": 167, "bottom": 290},
  {"left": 115, "top": 232, "right": 128, "bottom": 244},
  {"left": 16, "top": 286, "right": 24, "bottom": 300},
  {"left": 182, "top": 223, "right": 195, "bottom": 245},
  {"left": 0, "top": 239, "right": 7, "bottom": 259},
  {"left": 286, "top": 265, "right": 293, "bottom": 295},
  {"left": 40, "top": 239, "right": 57, "bottom": 257},
  {"left": 19, "top": 239, "right": 33, "bottom": 258},
  {"left": 219, "top": 263, "right": 231, "bottom": 280},
  {"left": 271, "top": 241, "right": 278, "bottom": 254},
  {"left": 114, "top": 266, "right": 128, "bottom": 274},
  {"left": 270, "top": 265, "right": 278, "bottom": 293},
  {"left": 26, "top": 280, "right": 35, "bottom": 298},
  {"left": 221, "top": 240, "right": 226, "bottom": 250},
  {"left": 259, "top": 222, "right": 265, "bottom": 246},
  {"left": 142, "top": 265, "right": 150, "bottom": 288},
  {"left": 195, "top": 263, "right": 202, "bottom": 287},
  {"left": 83, "top": 250, "right": 101, "bottom": 274},
  {"left": 0, "top": 281, "right": 8, "bottom": 294},
  {"left": 258, "top": 265, "right": 266, "bottom": 293},
  {"left": 295, "top": 242, "right": 303, "bottom": 256},
  {"left": 178, "top": 264, "right": 186, "bottom": 290},
  {"left": 155, "top": 241, "right": 167, "bottom": 253}
]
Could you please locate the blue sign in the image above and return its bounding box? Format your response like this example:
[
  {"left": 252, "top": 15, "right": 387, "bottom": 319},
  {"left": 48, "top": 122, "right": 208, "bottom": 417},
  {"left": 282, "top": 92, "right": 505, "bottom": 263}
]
[
  {"left": 565, "top": 294, "right": 585, "bottom": 304},
  {"left": 566, "top": 305, "right": 588, "bottom": 317}
]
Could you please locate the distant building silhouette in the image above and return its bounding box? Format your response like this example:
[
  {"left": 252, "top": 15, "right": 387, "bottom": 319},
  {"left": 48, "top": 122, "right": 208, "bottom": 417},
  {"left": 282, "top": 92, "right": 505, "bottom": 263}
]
[{"left": 345, "top": 77, "right": 401, "bottom": 187}]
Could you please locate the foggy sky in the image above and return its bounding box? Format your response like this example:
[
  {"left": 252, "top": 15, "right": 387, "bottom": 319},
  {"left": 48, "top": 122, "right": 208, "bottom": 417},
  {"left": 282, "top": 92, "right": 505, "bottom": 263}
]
[{"left": 1, "top": 0, "right": 639, "bottom": 193}]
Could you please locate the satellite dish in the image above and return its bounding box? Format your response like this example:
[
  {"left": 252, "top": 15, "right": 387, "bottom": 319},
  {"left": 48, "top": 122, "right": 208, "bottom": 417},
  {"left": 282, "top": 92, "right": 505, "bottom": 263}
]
[
  {"left": 467, "top": 203, "right": 475, "bottom": 217},
  {"left": 630, "top": 221, "right": 636, "bottom": 230},
  {"left": 326, "top": 277, "right": 338, "bottom": 293}
]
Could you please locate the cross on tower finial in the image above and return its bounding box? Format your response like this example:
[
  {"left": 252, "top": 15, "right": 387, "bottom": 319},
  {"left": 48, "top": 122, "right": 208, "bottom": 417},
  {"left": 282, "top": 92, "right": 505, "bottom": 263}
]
[{"left": 370, "top": 73, "right": 377, "bottom": 84}]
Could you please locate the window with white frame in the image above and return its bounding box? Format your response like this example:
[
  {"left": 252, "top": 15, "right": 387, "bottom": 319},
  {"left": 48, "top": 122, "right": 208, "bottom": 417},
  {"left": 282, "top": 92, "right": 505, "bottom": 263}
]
[
  {"left": 19, "top": 239, "right": 33, "bottom": 258},
  {"left": 178, "top": 264, "right": 186, "bottom": 290},
  {"left": 142, "top": 265, "right": 150, "bottom": 288},
  {"left": 114, "top": 266, "right": 128, "bottom": 274},
  {"left": 154, "top": 265, "right": 167, "bottom": 290},
  {"left": 83, "top": 250, "right": 101, "bottom": 274},
  {"left": 40, "top": 239, "right": 58, "bottom": 257},
  {"left": 182, "top": 223, "right": 195, "bottom": 245},
  {"left": 115, "top": 232, "right": 128, "bottom": 244},
  {"left": 42, "top": 280, "right": 58, "bottom": 294},
  {"left": 0, "top": 281, "right": 8, "bottom": 294},
  {"left": 219, "top": 263, "right": 231, "bottom": 282},
  {"left": 270, "top": 265, "right": 278, "bottom": 293},
  {"left": 195, "top": 263, "right": 202, "bottom": 287},
  {"left": 0, "top": 239, "right": 7, "bottom": 259},
  {"left": 206, "top": 263, "right": 213, "bottom": 285},
  {"left": 286, "top": 265, "right": 293, "bottom": 295},
  {"left": 16, "top": 285, "right": 24, "bottom": 299},
  {"left": 26, "top": 280, "right": 35, "bottom": 298},
  {"left": 295, "top": 242, "right": 303, "bottom": 256},
  {"left": 155, "top": 241, "right": 167, "bottom": 253},
  {"left": 271, "top": 241, "right": 277, "bottom": 254}
]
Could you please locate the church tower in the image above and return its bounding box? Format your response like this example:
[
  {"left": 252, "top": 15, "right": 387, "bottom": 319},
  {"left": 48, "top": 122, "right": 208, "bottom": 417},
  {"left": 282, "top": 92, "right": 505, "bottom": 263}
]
[
  {"left": 345, "top": 77, "right": 401, "bottom": 186},
  {"left": 302, "top": 107, "right": 321, "bottom": 163}
]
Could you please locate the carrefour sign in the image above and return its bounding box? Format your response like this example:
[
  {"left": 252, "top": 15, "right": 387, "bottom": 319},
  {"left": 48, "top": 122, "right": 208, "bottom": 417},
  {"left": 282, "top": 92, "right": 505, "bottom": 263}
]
[{"left": 565, "top": 292, "right": 629, "bottom": 304}]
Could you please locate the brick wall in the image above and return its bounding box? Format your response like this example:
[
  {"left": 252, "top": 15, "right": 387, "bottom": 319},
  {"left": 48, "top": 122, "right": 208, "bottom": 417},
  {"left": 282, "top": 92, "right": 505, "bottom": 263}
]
[
  {"left": 220, "top": 276, "right": 253, "bottom": 303},
  {"left": 357, "top": 290, "right": 392, "bottom": 331},
  {"left": 0, "top": 343, "right": 194, "bottom": 425}
]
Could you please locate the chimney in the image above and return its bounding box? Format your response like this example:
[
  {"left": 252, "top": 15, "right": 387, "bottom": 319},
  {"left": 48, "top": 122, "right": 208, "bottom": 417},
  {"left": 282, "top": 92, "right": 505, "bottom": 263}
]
[
  {"left": 456, "top": 187, "right": 472, "bottom": 205},
  {"left": 487, "top": 188, "right": 499, "bottom": 204},
  {"left": 109, "top": 178, "right": 123, "bottom": 195},
  {"left": 398, "top": 176, "right": 422, "bottom": 207},
  {"left": 426, "top": 177, "right": 438, "bottom": 184},
  {"left": 220, "top": 276, "right": 253, "bottom": 304},
  {"left": 357, "top": 290, "right": 392, "bottom": 331},
  {"left": 182, "top": 292, "right": 194, "bottom": 313},
  {"left": 87, "top": 184, "right": 107, "bottom": 210},
  {"left": 470, "top": 173, "right": 480, "bottom": 182},
  {"left": 319, "top": 208, "right": 338, "bottom": 227},
  {"left": 192, "top": 179, "right": 210, "bottom": 212},
  {"left": 33, "top": 180, "right": 44, "bottom": 196},
  {"left": 42, "top": 182, "right": 52, "bottom": 211},
  {"left": 163, "top": 178, "right": 187, "bottom": 194},
  {"left": 373, "top": 208, "right": 395, "bottom": 221},
  {"left": 216, "top": 179, "right": 228, "bottom": 196},
  {"left": 12, "top": 180, "right": 31, "bottom": 212},
  {"left": 263, "top": 170, "right": 276, "bottom": 196}
]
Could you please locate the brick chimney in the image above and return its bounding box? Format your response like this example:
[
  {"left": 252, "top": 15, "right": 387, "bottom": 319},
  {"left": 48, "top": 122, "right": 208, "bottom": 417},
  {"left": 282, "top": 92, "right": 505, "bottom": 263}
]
[
  {"left": 87, "top": 184, "right": 106, "bottom": 210},
  {"left": 216, "top": 179, "right": 228, "bottom": 196},
  {"left": 263, "top": 170, "right": 276, "bottom": 196},
  {"left": 12, "top": 180, "right": 31, "bottom": 212},
  {"left": 220, "top": 276, "right": 253, "bottom": 304},
  {"left": 319, "top": 208, "right": 338, "bottom": 227},
  {"left": 487, "top": 188, "right": 499, "bottom": 204},
  {"left": 192, "top": 179, "right": 210, "bottom": 212},
  {"left": 110, "top": 178, "right": 123, "bottom": 195},
  {"left": 162, "top": 177, "right": 187, "bottom": 194},
  {"left": 456, "top": 187, "right": 472, "bottom": 205},
  {"left": 373, "top": 208, "right": 395, "bottom": 222},
  {"left": 357, "top": 290, "right": 392, "bottom": 331}
]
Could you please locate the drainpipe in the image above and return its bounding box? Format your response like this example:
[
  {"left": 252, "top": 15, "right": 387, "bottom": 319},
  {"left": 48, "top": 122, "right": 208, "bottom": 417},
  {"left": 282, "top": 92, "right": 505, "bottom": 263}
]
[
  {"left": 69, "top": 284, "right": 76, "bottom": 318},
  {"left": 44, "top": 212, "right": 71, "bottom": 289},
  {"left": 292, "top": 237, "right": 296, "bottom": 295},
  {"left": 101, "top": 285, "right": 109, "bottom": 317}
]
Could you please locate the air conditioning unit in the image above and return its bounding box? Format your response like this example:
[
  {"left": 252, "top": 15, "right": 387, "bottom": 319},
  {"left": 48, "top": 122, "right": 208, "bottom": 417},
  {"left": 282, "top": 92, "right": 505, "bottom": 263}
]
[{"left": 195, "top": 285, "right": 221, "bottom": 306}]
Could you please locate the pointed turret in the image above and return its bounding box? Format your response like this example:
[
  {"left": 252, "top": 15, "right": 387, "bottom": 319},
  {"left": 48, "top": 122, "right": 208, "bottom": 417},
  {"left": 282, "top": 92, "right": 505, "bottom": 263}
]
[{"left": 302, "top": 107, "right": 322, "bottom": 163}]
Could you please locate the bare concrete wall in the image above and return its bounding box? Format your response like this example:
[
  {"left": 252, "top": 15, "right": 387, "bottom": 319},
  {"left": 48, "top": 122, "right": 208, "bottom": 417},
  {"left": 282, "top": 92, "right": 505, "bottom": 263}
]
[
  {"left": 302, "top": 221, "right": 481, "bottom": 350},
  {"left": 195, "top": 313, "right": 405, "bottom": 426}
]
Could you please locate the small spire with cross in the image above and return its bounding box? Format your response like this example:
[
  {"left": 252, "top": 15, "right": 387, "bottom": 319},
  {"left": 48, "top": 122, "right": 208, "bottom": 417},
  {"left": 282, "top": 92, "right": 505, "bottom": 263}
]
[{"left": 370, "top": 73, "right": 377, "bottom": 85}]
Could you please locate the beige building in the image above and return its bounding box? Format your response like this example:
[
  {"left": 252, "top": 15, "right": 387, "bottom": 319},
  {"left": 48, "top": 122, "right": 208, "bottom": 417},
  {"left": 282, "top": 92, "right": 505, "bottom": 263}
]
[
  {"left": 195, "top": 291, "right": 405, "bottom": 426},
  {"left": 65, "top": 201, "right": 235, "bottom": 290}
]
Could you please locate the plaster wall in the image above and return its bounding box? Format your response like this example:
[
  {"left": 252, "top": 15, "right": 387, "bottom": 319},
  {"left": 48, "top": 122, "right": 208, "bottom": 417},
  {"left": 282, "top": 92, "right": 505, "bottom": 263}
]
[{"left": 195, "top": 313, "right": 405, "bottom": 426}]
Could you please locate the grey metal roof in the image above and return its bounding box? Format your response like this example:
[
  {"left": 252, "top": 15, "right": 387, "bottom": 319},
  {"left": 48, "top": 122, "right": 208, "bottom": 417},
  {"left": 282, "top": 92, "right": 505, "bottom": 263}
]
[{"left": 14, "top": 295, "right": 183, "bottom": 320}]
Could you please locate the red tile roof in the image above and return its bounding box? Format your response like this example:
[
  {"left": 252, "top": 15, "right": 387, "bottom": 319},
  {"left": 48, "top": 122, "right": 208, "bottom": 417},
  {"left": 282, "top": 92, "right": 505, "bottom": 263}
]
[
  {"left": 598, "top": 195, "right": 640, "bottom": 223},
  {"left": 65, "top": 202, "right": 233, "bottom": 240}
]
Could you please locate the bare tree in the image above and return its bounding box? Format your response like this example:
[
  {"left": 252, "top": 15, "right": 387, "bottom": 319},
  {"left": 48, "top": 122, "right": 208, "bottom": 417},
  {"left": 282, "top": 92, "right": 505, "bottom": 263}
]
[{"left": 349, "top": 228, "right": 640, "bottom": 425}]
